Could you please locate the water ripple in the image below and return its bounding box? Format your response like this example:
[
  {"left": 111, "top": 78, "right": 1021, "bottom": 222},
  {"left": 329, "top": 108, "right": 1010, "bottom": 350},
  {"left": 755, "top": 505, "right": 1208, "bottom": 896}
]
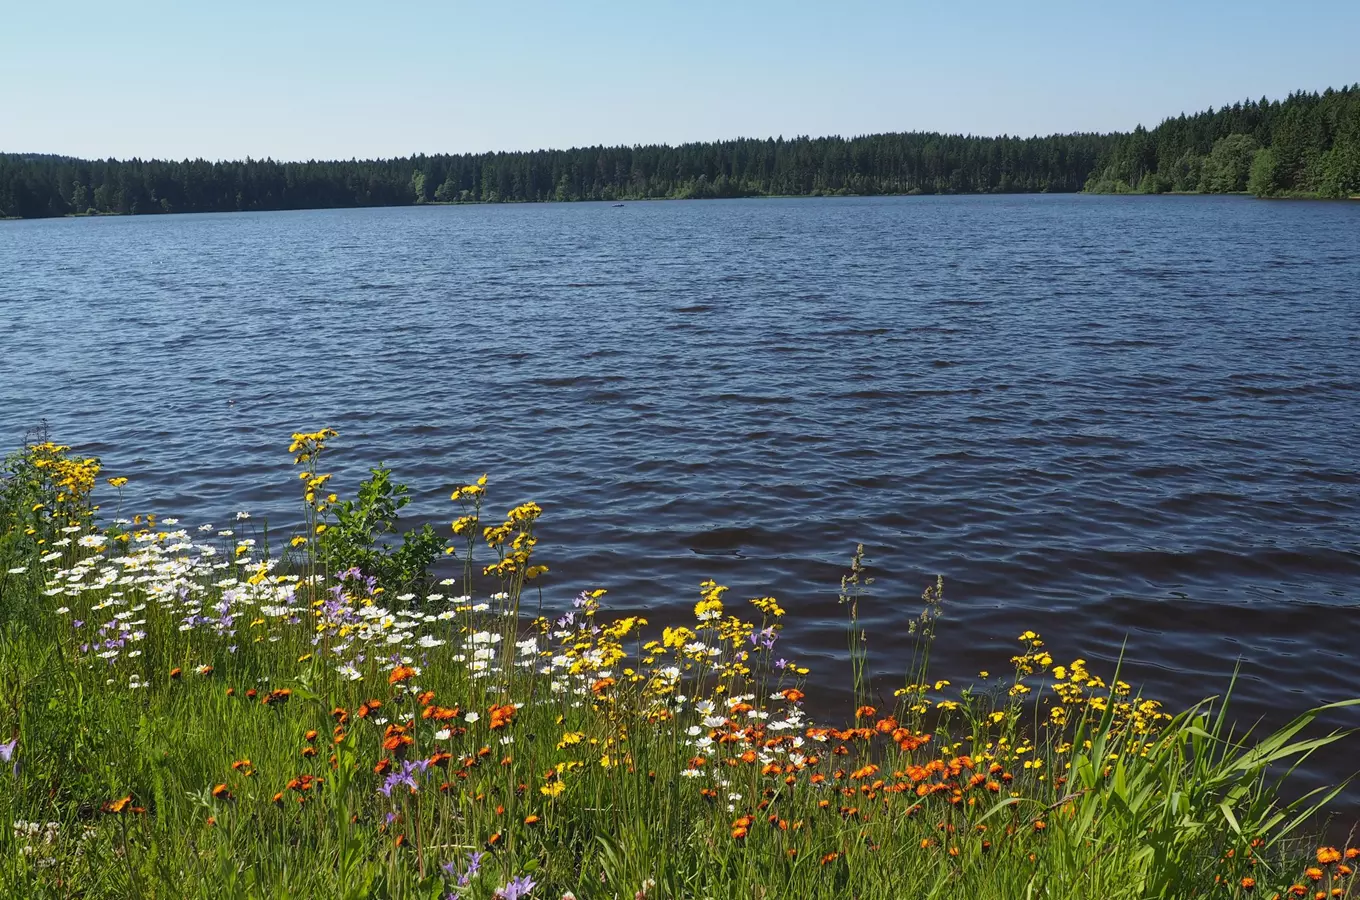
[{"left": 2, "top": 193, "right": 1360, "bottom": 797}]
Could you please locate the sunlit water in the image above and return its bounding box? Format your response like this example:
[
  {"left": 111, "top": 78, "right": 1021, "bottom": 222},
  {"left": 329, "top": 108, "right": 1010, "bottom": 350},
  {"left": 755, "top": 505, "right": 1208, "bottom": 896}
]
[{"left": 3, "top": 195, "right": 1359, "bottom": 805}]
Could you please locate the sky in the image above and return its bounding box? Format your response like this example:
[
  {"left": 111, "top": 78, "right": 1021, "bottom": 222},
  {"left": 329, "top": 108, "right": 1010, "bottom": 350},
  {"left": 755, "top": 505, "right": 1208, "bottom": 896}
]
[{"left": 2, "top": 0, "right": 1357, "bottom": 162}]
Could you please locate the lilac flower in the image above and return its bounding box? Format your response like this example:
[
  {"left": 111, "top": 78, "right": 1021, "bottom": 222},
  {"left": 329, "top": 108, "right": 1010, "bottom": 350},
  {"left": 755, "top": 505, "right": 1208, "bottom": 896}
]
[
  {"left": 496, "top": 874, "right": 536, "bottom": 900},
  {"left": 1, "top": 738, "right": 16, "bottom": 775},
  {"left": 749, "top": 626, "right": 777, "bottom": 650},
  {"left": 774, "top": 658, "right": 789, "bottom": 670},
  {"left": 379, "top": 758, "right": 430, "bottom": 797},
  {"left": 457, "top": 850, "right": 484, "bottom": 886}
]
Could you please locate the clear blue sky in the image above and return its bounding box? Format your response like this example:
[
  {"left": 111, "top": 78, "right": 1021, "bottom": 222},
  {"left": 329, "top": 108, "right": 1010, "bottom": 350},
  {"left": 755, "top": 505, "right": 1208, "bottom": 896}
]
[{"left": 3, "top": 0, "right": 1356, "bottom": 161}]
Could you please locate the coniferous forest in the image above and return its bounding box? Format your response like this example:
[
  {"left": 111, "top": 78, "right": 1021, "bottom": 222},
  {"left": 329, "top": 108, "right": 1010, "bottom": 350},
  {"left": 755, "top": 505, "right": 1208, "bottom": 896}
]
[{"left": 1, "top": 86, "right": 1356, "bottom": 219}]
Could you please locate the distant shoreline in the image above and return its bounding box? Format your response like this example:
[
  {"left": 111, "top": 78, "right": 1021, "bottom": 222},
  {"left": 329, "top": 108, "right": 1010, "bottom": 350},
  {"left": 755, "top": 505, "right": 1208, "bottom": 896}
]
[
  {"left": 5, "top": 84, "right": 1357, "bottom": 219},
  {"left": 3, "top": 189, "right": 1356, "bottom": 224}
]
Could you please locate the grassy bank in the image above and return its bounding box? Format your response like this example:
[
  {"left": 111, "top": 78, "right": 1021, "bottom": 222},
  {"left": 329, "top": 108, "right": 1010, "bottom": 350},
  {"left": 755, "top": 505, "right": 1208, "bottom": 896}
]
[{"left": 1, "top": 432, "right": 1356, "bottom": 899}]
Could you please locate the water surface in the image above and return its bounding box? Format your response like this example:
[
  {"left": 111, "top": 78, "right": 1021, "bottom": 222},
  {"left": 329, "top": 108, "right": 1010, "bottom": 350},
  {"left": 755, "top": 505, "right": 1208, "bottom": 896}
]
[{"left": 3, "top": 195, "right": 1358, "bottom": 796}]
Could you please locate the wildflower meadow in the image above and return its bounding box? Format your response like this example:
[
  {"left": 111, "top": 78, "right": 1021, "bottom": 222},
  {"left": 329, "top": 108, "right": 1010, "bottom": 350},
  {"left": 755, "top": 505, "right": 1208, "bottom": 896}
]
[{"left": 0, "top": 430, "right": 1356, "bottom": 899}]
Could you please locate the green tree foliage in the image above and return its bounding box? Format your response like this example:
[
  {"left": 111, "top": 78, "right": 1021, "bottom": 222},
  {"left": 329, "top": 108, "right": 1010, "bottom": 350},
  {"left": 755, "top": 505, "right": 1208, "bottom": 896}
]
[
  {"left": 1247, "top": 148, "right": 1282, "bottom": 198},
  {"left": 1201, "top": 134, "right": 1259, "bottom": 192},
  {"left": 0, "top": 134, "right": 1110, "bottom": 219},
  {"left": 1085, "top": 85, "right": 1360, "bottom": 197},
  {"left": 2, "top": 86, "right": 1356, "bottom": 218}
]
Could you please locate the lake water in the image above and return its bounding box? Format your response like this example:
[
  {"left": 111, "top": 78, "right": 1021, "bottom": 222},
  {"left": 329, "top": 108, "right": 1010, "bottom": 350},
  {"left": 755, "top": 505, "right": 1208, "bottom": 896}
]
[{"left": 3, "top": 195, "right": 1359, "bottom": 795}]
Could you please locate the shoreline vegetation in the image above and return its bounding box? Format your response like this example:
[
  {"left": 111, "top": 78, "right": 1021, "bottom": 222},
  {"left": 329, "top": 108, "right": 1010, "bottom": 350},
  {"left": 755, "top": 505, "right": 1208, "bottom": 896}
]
[
  {"left": 3, "top": 431, "right": 1360, "bottom": 899},
  {"left": 2, "top": 86, "right": 1357, "bottom": 220}
]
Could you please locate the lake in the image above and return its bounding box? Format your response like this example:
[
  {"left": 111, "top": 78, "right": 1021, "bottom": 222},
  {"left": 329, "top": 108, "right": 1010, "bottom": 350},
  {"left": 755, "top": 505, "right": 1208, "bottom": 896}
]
[{"left": 2, "top": 194, "right": 1359, "bottom": 790}]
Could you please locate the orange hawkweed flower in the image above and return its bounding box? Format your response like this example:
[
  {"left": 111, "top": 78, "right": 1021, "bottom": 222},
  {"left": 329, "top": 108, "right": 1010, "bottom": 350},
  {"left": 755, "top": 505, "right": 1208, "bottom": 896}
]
[
  {"left": 245, "top": 689, "right": 258, "bottom": 700},
  {"left": 1033, "top": 820, "right": 1047, "bottom": 831},
  {"left": 262, "top": 688, "right": 292, "bottom": 706},
  {"left": 820, "top": 852, "right": 840, "bottom": 866},
  {"left": 211, "top": 784, "right": 233, "bottom": 801},
  {"left": 169, "top": 667, "right": 182, "bottom": 679},
  {"left": 231, "top": 759, "right": 252, "bottom": 771},
  {"left": 855, "top": 705, "right": 877, "bottom": 719},
  {"left": 591, "top": 677, "right": 616, "bottom": 696},
  {"left": 1319, "top": 848, "right": 1343, "bottom": 865},
  {"left": 488, "top": 703, "right": 516, "bottom": 730},
  {"left": 524, "top": 814, "right": 540, "bottom": 826},
  {"left": 103, "top": 796, "right": 134, "bottom": 815},
  {"left": 301, "top": 746, "right": 318, "bottom": 758},
  {"left": 272, "top": 792, "right": 285, "bottom": 805},
  {"left": 304, "top": 729, "right": 318, "bottom": 743},
  {"left": 781, "top": 688, "right": 805, "bottom": 703},
  {"left": 357, "top": 699, "right": 381, "bottom": 718},
  {"left": 416, "top": 691, "right": 436, "bottom": 706},
  {"left": 1306, "top": 868, "right": 1325, "bottom": 882},
  {"left": 389, "top": 666, "right": 417, "bottom": 686},
  {"left": 486, "top": 832, "right": 502, "bottom": 849},
  {"left": 1348, "top": 849, "right": 1360, "bottom": 860},
  {"left": 331, "top": 707, "right": 349, "bottom": 723},
  {"left": 731, "top": 825, "right": 749, "bottom": 840},
  {"left": 374, "top": 758, "right": 392, "bottom": 775}
]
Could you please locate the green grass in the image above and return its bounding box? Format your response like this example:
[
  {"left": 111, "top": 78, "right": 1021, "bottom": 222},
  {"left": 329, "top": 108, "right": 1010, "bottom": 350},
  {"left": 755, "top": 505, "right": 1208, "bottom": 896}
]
[{"left": 1, "top": 433, "right": 1357, "bottom": 900}]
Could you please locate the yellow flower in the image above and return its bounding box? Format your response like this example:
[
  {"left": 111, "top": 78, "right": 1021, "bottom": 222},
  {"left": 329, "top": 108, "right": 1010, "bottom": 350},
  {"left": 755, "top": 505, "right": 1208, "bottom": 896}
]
[
  {"left": 540, "top": 781, "right": 565, "bottom": 797},
  {"left": 107, "top": 476, "right": 129, "bottom": 488},
  {"left": 750, "top": 596, "right": 785, "bottom": 617}
]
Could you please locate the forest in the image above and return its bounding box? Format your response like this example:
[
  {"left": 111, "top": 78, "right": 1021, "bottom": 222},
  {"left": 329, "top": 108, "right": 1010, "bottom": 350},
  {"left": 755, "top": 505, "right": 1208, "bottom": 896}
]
[
  {"left": 1, "top": 86, "right": 1356, "bottom": 219},
  {"left": 1084, "top": 85, "right": 1360, "bottom": 196}
]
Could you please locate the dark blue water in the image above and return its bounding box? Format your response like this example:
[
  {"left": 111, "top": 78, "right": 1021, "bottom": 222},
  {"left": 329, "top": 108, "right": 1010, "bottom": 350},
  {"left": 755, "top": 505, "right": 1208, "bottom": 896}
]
[{"left": 3, "top": 194, "right": 1359, "bottom": 787}]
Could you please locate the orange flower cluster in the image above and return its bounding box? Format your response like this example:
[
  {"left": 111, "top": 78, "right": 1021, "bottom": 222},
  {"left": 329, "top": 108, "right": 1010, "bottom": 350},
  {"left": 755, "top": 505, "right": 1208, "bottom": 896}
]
[
  {"left": 382, "top": 723, "right": 414, "bottom": 754},
  {"left": 261, "top": 688, "right": 292, "bottom": 706},
  {"left": 274, "top": 773, "right": 324, "bottom": 806},
  {"left": 422, "top": 704, "right": 462, "bottom": 722},
  {"left": 489, "top": 703, "right": 516, "bottom": 730}
]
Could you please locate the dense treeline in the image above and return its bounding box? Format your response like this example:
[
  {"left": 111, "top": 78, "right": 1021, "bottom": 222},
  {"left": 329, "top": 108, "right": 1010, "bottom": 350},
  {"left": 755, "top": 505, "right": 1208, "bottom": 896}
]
[
  {"left": 1086, "top": 85, "right": 1360, "bottom": 197},
  {"left": 0, "top": 134, "right": 1107, "bottom": 219},
  {"left": 2, "top": 86, "right": 1356, "bottom": 219}
]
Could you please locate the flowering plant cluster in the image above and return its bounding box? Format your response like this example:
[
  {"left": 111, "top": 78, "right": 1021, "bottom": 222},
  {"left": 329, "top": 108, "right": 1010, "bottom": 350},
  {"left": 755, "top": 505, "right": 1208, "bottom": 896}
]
[{"left": 0, "top": 433, "right": 1355, "bottom": 899}]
